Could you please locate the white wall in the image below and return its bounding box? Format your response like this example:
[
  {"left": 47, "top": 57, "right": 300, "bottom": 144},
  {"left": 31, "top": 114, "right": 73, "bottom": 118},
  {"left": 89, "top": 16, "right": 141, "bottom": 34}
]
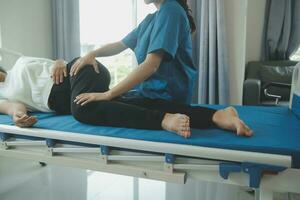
[
  {"left": 245, "top": 0, "right": 266, "bottom": 63},
  {"left": 0, "top": 0, "right": 53, "bottom": 58},
  {"left": 224, "top": 0, "right": 266, "bottom": 104},
  {"left": 224, "top": 0, "right": 248, "bottom": 105}
]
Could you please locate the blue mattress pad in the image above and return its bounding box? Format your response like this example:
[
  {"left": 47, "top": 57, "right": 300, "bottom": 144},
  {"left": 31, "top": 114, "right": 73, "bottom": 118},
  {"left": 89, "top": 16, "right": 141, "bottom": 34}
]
[{"left": 0, "top": 105, "right": 300, "bottom": 168}]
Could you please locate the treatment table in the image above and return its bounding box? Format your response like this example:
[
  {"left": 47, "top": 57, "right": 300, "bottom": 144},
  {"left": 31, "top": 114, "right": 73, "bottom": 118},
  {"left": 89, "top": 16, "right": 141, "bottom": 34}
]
[
  {"left": 0, "top": 48, "right": 300, "bottom": 200},
  {"left": 0, "top": 103, "right": 300, "bottom": 200}
]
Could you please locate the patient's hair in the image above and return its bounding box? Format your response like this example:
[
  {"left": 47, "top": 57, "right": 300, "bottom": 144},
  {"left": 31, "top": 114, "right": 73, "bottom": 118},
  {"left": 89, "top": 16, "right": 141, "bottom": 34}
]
[
  {"left": 0, "top": 66, "right": 6, "bottom": 74},
  {"left": 176, "top": 0, "right": 196, "bottom": 33}
]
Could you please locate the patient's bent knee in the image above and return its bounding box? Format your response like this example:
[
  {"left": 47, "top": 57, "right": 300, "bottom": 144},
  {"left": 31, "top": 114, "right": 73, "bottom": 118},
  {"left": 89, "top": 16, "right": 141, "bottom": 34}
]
[
  {"left": 72, "top": 104, "right": 92, "bottom": 123},
  {"left": 71, "top": 102, "right": 108, "bottom": 125}
]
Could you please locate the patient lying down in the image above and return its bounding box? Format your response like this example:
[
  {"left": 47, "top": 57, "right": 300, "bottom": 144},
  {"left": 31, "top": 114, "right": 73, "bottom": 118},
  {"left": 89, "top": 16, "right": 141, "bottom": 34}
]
[{"left": 0, "top": 56, "right": 252, "bottom": 138}]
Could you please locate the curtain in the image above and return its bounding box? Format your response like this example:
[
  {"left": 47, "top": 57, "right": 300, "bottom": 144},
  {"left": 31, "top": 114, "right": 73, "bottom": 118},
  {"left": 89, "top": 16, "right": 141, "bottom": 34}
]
[
  {"left": 51, "top": 0, "right": 81, "bottom": 62},
  {"left": 262, "top": 0, "right": 300, "bottom": 61},
  {"left": 190, "top": 0, "right": 229, "bottom": 104}
]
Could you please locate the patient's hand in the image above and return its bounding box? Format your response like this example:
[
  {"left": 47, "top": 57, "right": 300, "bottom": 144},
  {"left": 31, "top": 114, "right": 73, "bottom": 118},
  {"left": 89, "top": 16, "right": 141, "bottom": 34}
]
[
  {"left": 52, "top": 59, "right": 67, "bottom": 85},
  {"left": 13, "top": 112, "right": 38, "bottom": 128}
]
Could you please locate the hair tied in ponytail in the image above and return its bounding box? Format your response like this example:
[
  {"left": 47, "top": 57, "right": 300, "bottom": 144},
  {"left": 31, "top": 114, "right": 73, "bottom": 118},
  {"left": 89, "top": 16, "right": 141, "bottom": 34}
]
[{"left": 176, "top": 0, "right": 196, "bottom": 33}]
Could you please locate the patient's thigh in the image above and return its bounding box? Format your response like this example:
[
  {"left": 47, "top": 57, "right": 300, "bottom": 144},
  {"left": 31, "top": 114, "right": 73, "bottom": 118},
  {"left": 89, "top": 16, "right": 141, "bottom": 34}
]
[{"left": 69, "top": 65, "right": 110, "bottom": 101}]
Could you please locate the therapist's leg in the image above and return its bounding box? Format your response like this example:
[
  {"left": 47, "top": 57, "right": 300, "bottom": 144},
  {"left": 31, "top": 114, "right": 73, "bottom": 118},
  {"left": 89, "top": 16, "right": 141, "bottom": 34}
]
[
  {"left": 117, "top": 98, "right": 216, "bottom": 128},
  {"left": 117, "top": 98, "right": 253, "bottom": 137}
]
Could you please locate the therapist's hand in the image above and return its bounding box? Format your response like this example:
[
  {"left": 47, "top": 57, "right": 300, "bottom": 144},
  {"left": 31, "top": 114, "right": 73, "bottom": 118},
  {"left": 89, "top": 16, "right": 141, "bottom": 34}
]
[
  {"left": 52, "top": 59, "right": 67, "bottom": 85},
  {"left": 74, "top": 91, "right": 112, "bottom": 106},
  {"left": 70, "top": 52, "right": 100, "bottom": 76}
]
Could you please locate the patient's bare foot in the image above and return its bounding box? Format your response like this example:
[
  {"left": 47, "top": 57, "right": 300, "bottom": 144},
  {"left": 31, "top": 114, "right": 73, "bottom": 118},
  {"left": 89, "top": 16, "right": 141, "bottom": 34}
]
[
  {"left": 162, "top": 113, "right": 191, "bottom": 138},
  {"left": 212, "top": 107, "right": 253, "bottom": 137}
]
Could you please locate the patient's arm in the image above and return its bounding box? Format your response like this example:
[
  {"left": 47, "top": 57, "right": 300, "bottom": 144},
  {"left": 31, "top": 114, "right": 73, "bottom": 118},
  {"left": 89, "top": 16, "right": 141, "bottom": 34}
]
[
  {"left": 0, "top": 100, "right": 37, "bottom": 128},
  {"left": 70, "top": 41, "right": 127, "bottom": 76}
]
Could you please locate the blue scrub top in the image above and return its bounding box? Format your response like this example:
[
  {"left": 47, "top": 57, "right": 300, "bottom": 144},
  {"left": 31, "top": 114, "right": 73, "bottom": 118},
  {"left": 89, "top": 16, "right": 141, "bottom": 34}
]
[{"left": 122, "top": 0, "right": 196, "bottom": 104}]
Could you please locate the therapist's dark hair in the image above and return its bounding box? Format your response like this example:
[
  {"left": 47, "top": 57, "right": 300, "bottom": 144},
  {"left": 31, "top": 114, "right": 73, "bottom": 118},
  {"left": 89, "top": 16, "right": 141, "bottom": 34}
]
[{"left": 176, "top": 0, "right": 196, "bottom": 33}]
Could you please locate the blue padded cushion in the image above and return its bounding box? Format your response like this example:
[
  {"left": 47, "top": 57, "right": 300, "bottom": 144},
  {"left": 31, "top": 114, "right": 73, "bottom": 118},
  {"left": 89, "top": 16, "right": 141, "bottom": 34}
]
[{"left": 0, "top": 105, "right": 300, "bottom": 168}]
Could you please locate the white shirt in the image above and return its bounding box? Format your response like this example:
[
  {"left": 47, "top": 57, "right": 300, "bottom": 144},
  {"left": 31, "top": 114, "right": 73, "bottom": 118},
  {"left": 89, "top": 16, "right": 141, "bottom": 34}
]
[{"left": 0, "top": 56, "right": 55, "bottom": 112}]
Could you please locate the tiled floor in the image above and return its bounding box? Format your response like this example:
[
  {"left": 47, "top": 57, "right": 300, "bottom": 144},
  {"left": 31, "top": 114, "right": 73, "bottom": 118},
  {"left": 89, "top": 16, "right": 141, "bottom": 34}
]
[
  {"left": 0, "top": 157, "right": 165, "bottom": 200},
  {"left": 3, "top": 156, "right": 296, "bottom": 200}
]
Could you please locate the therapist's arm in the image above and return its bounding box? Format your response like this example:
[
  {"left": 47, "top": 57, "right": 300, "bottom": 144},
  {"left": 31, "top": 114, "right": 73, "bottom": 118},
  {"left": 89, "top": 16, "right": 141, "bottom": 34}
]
[
  {"left": 0, "top": 100, "right": 37, "bottom": 127},
  {"left": 74, "top": 52, "right": 164, "bottom": 106},
  {"left": 108, "top": 52, "right": 163, "bottom": 98},
  {"left": 92, "top": 41, "right": 128, "bottom": 57},
  {"left": 70, "top": 41, "right": 127, "bottom": 76}
]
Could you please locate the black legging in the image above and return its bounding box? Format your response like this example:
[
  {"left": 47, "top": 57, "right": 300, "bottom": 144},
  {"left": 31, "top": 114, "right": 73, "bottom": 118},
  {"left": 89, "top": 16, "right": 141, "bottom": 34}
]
[
  {"left": 48, "top": 58, "right": 217, "bottom": 130},
  {"left": 48, "top": 58, "right": 110, "bottom": 115}
]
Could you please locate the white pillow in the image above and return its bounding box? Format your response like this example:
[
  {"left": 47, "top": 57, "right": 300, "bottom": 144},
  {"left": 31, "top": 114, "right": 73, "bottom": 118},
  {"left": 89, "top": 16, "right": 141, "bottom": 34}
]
[{"left": 0, "top": 48, "right": 23, "bottom": 71}]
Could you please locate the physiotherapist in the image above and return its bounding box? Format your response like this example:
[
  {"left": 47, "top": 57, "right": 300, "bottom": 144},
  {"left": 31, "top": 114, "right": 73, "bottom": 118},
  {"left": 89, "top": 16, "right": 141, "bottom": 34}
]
[{"left": 71, "top": 0, "right": 197, "bottom": 105}]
